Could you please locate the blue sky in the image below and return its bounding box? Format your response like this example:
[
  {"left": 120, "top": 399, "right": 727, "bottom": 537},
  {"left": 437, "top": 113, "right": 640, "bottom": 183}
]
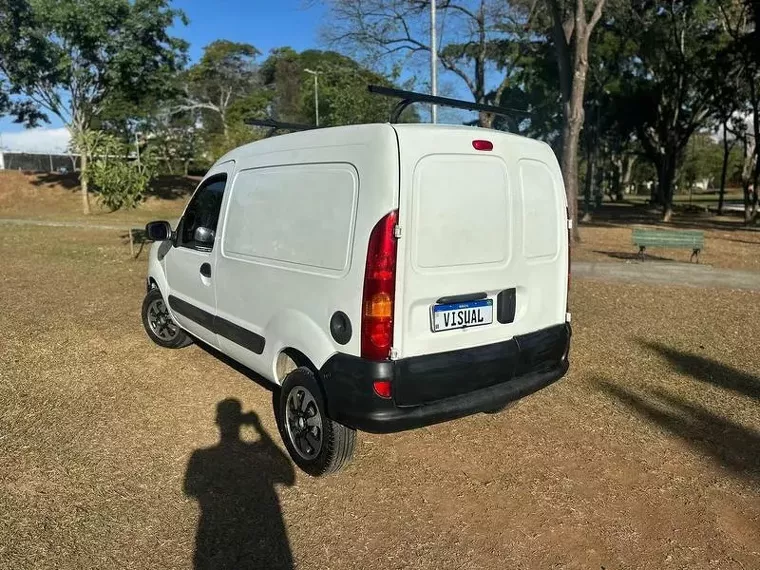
[
  {"left": 173, "top": 0, "right": 325, "bottom": 64},
  {"left": 0, "top": 0, "right": 327, "bottom": 151}
]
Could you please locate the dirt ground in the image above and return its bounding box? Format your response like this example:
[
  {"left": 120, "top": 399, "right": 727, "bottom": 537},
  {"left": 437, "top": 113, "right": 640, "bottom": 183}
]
[{"left": 1, "top": 223, "right": 759, "bottom": 570}]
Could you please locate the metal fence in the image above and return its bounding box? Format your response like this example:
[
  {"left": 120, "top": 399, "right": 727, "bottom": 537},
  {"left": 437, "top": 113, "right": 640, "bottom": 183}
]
[{"left": 0, "top": 151, "right": 81, "bottom": 173}]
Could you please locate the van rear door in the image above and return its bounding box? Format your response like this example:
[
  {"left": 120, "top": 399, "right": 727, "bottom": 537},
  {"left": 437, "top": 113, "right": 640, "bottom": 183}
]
[{"left": 392, "top": 125, "right": 568, "bottom": 359}]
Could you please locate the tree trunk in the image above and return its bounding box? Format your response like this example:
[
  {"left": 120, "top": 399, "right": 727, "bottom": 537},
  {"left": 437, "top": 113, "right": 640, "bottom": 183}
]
[
  {"left": 562, "top": 56, "right": 589, "bottom": 241},
  {"left": 622, "top": 155, "right": 635, "bottom": 197},
  {"left": 80, "top": 151, "right": 90, "bottom": 215},
  {"left": 741, "top": 135, "right": 756, "bottom": 223},
  {"left": 718, "top": 118, "right": 730, "bottom": 215},
  {"left": 184, "top": 160, "right": 190, "bottom": 177},
  {"left": 562, "top": 114, "right": 583, "bottom": 241},
  {"left": 479, "top": 111, "right": 495, "bottom": 128},
  {"left": 658, "top": 155, "right": 676, "bottom": 222},
  {"left": 582, "top": 135, "right": 596, "bottom": 222}
]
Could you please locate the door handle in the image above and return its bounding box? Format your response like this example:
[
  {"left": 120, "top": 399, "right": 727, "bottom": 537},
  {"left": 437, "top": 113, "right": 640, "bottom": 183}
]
[{"left": 200, "top": 263, "right": 212, "bottom": 278}]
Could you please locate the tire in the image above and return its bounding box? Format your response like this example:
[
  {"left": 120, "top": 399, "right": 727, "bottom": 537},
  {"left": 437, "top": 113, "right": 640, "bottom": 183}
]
[
  {"left": 141, "top": 288, "right": 192, "bottom": 349},
  {"left": 482, "top": 401, "right": 517, "bottom": 415},
  {"left": 275, "top": 367, "right": 356, "bottom": 477}
]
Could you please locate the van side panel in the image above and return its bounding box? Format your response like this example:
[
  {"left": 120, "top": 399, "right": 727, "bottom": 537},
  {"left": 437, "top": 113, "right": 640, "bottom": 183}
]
[
  {"left": 224, "top": 164, "right": 358, "bottom": 274},
  {"left": 393, "top": 125, "right": 568, "bottom": 360},
  {"left": 212, "top": 125, "right": 400, "bottom": 382}
]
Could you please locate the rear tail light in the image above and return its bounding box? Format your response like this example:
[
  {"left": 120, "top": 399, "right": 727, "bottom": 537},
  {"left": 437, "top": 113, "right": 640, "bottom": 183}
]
[{"left": 361, "top": 210, "right": 399, "bottom": 360}]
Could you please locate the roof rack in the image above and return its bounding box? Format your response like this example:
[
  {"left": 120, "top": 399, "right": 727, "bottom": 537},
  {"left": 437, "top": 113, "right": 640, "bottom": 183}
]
[
  {"left": 244, "top": 118, "right": 317, "bottom": 137},
  {"left": 367, "top": 85, "right": 529, "bottom": 123}
]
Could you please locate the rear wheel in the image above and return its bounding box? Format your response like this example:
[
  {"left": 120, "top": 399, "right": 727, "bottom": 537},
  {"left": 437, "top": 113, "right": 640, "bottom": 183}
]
[
  {"left": 141, "top": 288, "right": 192, "bottom": 349},
  {"left": 275, "top": 367, "right": 356, "bottom": 476}
]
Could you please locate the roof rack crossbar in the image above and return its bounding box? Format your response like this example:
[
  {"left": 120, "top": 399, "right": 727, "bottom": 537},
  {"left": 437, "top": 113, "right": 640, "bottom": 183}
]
[
  {"left": 368, "top": 84, "right": 529, "bottom": 123},
  {"left": 244, "top": 118, "right": 317, "bottom": 136}
]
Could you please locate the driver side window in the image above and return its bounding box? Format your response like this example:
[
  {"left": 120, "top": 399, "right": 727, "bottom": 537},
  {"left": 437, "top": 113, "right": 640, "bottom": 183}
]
[{"left": 177, "top": 174, "right": 227, "bottom": 251}]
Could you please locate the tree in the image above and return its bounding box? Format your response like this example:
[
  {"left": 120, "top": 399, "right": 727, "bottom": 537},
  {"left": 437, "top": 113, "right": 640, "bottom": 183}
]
[
  {"left": 0, "top": 0, "right": 187, "bottom": 214},
  {"left": 326, "top": 0, "right": 526, "bottom": 127},
  {"left": 541, "top": 0, "right": 608, "bottom": 239},
  {"left": 612, "top": 1, "right": 720, "bottom": 221},
  {"left": 177, "top": 41, "right": 262, "bottom": 142},
  {"left": 261, "top": 48, "right": 419, "bottom": 126},
  {"left": 719, "top": 0, "right": 760, "bottom": 222}
]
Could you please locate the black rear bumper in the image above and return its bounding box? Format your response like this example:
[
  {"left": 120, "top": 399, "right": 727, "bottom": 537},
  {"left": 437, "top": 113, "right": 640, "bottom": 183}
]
[{"left": 319, "top": 323, "right": 571, "bottom": 434}]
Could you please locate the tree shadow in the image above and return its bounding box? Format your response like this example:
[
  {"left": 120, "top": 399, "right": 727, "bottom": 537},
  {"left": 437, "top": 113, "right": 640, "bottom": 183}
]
[
  {"left": 597, "top": 380, "right": 760, "bottom": 482},
  {"left": 592, "top": 250, "right": 677, "bottom": 263},
  {"left": 147, "top": 175, "right": 200, "bottom": 201},
  {"left": 184, "top": 399, "right": 295, "bottom": 570},
  {"left": 120, "top": 228, "right": 148, "bottom": 259},
  {"left": 27, "top": 172, "right": 199, "bottom": 200},
  {"left": 29, "top": 171, "right": 80, "bottom": 191},
  {"left": 639, "top": 340, "right": 760, "bottom": 400},
  {"left": 579, "top": 202, "right": 754, "bottom": 232}
]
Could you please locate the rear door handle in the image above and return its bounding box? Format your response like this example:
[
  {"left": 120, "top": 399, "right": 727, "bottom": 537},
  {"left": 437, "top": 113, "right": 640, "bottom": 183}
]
[{"left": 200, "top": 263, "right": 212, "bottom": 278}]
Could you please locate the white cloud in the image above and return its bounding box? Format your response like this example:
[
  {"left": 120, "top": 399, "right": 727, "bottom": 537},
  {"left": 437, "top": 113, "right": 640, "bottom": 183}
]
[{"left": 1, "top": 127, "right": 71, "bottom": 153}]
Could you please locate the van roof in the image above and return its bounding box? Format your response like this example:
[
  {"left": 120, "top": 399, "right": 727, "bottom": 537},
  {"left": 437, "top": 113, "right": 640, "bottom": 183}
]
[{"left": 215, "top": 122, "right": 548, "bottom": 167}]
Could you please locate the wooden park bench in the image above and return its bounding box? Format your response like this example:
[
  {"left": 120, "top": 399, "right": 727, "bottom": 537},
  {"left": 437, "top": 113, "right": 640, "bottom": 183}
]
[{"left": 632, "top": 228, "right": 705, "bottom": 263}]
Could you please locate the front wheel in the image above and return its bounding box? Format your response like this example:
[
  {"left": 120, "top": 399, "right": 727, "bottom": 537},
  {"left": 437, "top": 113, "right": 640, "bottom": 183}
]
[
  {"left": 141, "top": 288, "right": 192, "bottom": 349},
  {"left": 275, "top": 367, "right": 356, "bottom": 477}
]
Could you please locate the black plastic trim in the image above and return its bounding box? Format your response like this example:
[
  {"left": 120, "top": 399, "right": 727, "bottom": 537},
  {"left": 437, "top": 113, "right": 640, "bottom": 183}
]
[
  {"left": 320, "top": 323, "right": 571, "bottom": 433},
  {"left": 167, "top": 295, "right": 265, "bottom": 355},
  {"left": 329, "top": 311, "right": 352, "bottom": 345},
  {"left": 169, "top": 295, "right": 215, "bottom": 331},
  {"left": 496, "top": 288, "right": 517, "bottom": 324},
  {"left": 436, "top": 292, "right": 487, "bottom": 304}
]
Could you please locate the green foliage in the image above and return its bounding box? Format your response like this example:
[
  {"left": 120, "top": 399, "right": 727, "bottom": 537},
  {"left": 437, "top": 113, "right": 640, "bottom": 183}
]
[
  {"left": 74, "top": 129, "right": 155, "bottom": 211},
  {"left": 262, "top": 49, "right": 418, "bottom": 127},
  {"left": 92, "top": 157, "right": 153, "bottom": 211},
  {"left": 0, "top": 0, "right": 187, "bottom": 129}
]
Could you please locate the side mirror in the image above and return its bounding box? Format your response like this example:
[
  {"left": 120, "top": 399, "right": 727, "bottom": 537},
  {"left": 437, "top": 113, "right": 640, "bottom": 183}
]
[
  {"left": 194, "top": 226, "right": 215, "bottom": 247},
  {"left": 145, "top": 220, "right": 172, "bottom": 242}
]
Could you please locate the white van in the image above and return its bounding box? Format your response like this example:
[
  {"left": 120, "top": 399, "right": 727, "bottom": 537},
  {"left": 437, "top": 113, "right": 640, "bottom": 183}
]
[{"left": 142, "top": 122, "right": 571, "bottom": 476}]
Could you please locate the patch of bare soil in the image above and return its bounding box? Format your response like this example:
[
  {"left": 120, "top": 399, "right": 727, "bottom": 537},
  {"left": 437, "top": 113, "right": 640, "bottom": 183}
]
[{"left": 0, "top": 226, "right": 758, "bottom": 569}]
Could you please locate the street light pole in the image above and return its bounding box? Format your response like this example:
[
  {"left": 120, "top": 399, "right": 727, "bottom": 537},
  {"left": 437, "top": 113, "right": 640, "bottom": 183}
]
[
  {"left": 430, "top": 0, "right": 438, "bottom": 124},
  {"left": 304, "top": 69, "right": 320, "bottom": 126}
]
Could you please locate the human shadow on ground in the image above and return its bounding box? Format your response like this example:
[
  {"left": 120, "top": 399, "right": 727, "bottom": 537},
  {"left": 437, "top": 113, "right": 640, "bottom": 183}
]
[
  {"left": 597, "top": 379, "right": 760, "bottom": 483},
  {"left": 639, "top": 340, "right": 760, "bottom": 400},
  {"left": 184, "top": 399, "right": 295, "bottom": 570}
]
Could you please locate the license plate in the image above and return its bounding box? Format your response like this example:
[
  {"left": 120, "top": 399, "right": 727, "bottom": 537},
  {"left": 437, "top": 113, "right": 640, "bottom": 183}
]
[{"left": 431, "top": 299, "right": 493, "bottom": 332}]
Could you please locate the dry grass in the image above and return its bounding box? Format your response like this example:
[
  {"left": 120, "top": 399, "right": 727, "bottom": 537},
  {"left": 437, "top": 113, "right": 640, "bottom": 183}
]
[
  {"left": 574, "top": 201, "right": 760, "bottom": 272},
  {"left": 572, "top": 224, "right": 760, "bottom": 271},
  {"left": 1, "top": 224, "right": 759, "bottom": 570}
]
